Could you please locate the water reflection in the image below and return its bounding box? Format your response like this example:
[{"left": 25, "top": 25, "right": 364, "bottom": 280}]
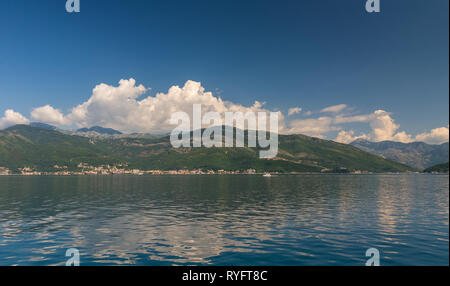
[{"left": 0, "top": 174, "right": 448, "bottom": 265}]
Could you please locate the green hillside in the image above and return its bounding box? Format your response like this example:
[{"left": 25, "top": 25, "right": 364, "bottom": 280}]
[
  {"left": 0, "top": 125, "right": 415, "bottom": 173},
  {"left": 424, "top": 162, "right": 449, "bottom": 173},
  {"left": 277, "top": 134, "right": 414, "bottom": 172},
  {"left": 0, "top": 125, "right": 121, "bottom": 172}
]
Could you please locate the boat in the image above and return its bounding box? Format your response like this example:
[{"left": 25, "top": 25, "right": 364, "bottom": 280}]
[{"left": 263, "top": 173, "right": 272, "bottom": 177}]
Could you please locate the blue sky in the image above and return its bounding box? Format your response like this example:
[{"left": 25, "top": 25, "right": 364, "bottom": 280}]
[{"left": 0, "top": 0, "right": 448, "bottom": 143}]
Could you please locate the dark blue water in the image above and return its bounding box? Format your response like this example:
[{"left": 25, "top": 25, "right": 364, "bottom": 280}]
[{"left": 0, "top": 174, "right": 448, "bottom": 266}]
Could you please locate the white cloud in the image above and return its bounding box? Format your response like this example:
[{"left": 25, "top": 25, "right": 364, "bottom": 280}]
[
  {"left": 321, "top": 104, "right": 348, "bottom": 113},
  {"left": 334, "top": 110, "right": 449, "bottom": 144},
  {"left": 368, "top": 110, "right": 413, "bottom": 143},
  {"left": 288, "top": 107, "right": 302, "bottom": 116},
  {"left": 415, "top": 126, "right": 449, "bottom": 145},
  {"left": 67, "top": 78, "right": 148, "bottom": 130},
  {"left": 63, "top": 78, "right": 284, "bottom": 133},
  {"left": 333, "top": 110, "right": 413, "bottom": 143},
  {"left": 287, "top": 109, "right": 416, "bottom": 143},
  {"left": 0, "top": 109, "right": 29, "bottom": 129},
  {"left": 31, "top": 105, "right": 70, "bottom": 126},
  {"left": 286, "top": 116, "right": 338, "bottom": 138},
  {"left": 334, "top": 114, "right": 371, "bottom": 124},
  {"left": 335, "top": 130, "right": 370, "bottom": 144}
]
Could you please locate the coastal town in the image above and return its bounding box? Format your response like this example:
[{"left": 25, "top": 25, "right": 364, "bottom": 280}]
[
  {"left": 0, "top": 163, "right": 389, "bottom": 176},
  {"left": 0, "top": 164, "right": 265, "bottom": 176}
]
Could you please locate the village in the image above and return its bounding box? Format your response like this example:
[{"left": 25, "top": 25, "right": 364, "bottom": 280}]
[
  {"left": 0, "top": 163, "right": 378, "bottom": 176},
  {"left": 0, "top": 164, "right": 263, "bottom": 176}
]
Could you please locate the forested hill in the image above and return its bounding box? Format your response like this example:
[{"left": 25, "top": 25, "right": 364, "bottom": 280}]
[{"left": 0, "top": 125, "right": 415, "bottom": 174}]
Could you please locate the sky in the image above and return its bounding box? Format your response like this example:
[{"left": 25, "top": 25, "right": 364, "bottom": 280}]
[{"left": 0, "top": 0, "right": 448, "bottom": 144}]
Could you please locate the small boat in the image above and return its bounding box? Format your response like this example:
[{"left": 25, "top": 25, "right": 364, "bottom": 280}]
[{"left": 263, "top": 173, "right": 272, "bottom": 177}]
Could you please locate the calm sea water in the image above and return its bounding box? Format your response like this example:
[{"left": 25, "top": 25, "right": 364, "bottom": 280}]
[{"left": 0, "top": 174, "right": 448, "bottom": 266}]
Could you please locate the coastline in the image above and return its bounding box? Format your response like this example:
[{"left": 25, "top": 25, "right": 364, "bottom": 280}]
[{"left": 1, "top": 172, "right": 445, "bottom": 177}]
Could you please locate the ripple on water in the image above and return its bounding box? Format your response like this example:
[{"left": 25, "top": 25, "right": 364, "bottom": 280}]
[{"left": 0, "top": 174, "right": 448, "bottom": 266}]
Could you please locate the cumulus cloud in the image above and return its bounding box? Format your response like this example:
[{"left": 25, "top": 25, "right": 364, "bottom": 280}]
[
  {"left": 335, "top": 130, "right": 370, "bottom": 144},
  {"left": 287, "top": 108, "right": 416, "bottom": 143},
  {"left": 67, "top": 78, "right": 148, "bottom": 130},
  {"left": 287, "top": 116, "right": 338, "bottom": 138},
  {"left": 247, "top": 102, "right": 448, "bottom": 145},
  {"left": 415, "top": 126, "right": 449, "bottom": 145},
  {"left": 288, "top": 107, "right": 302, "bottom": 116},
  {"left": 0, "top": 109, "right": 29, "bottom": 129},
  {"left": 63, "top": 78, "right": 284, "bottom": 133},
  {"left": 333, "top": 110, "right": 448, "bottom": 145},
  {"left": 368, "top": 110, "right": 413, "bottom": 143},
  {"left": 31, "top": 105, "right": 70, "bottom": 126},
  {"left": 286, "top": 110, "right": 373, "bottom": 139},
  {"left": 333, "top": 110, "right": 413, "bottom": 143},
  {"left": 321, "top": 104, "right": 348, "bottom": 113}
]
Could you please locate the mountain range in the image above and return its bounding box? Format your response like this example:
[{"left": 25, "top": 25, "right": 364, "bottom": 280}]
[
  {"left": 0, "top": 124, "right": 414, "bottom": 174},
  {"left": 350, "top": 139, "right": 449, "bottom": 170},
  {"left": 30, "top": 122, "right": 57, "bottom": 131},
  {"left": 76, "top": 126, "right": 123, "bottom": 135}
]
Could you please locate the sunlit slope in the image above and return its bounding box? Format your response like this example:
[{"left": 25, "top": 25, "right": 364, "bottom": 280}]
[{"left": 0, "top": 125, "right": 415, "bottom": 173}]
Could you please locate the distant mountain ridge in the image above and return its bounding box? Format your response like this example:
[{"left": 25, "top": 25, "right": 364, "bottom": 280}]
[
  {"left": 350, "top": 139, "right": 449, "bottom": 170},
  {"left": 0, "top": 125, "right": 414, "bottom": 174},
  {"left": 77, "top": 126, "right": 122, "bottom": 135},
  {"left": 30, "top": 122, "right": 57, "bottom": 131}
]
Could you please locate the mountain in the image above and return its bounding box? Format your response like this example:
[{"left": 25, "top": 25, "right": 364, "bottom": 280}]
[
  {"left": 0, "top": 125, "right": 414, "bottom": 174},
  {"left": 424, "top": 162, "right": 449, "bottom": 173},
  {"left": 77, "top": 126, "right": 122, "bottom": 135},
  {"left": 0, "top": 125, "right": 121, "bottom": 172},
  {"left": 30, "top": 122, "right": 57, "bottom": 131},
  {"left": 350, "top": 139, "right": 449, "bottom": 170}
]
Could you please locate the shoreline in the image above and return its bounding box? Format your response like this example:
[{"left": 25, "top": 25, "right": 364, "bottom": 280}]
[{"left": 0, "top": 172, "right": 446, "bottom": 177}]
